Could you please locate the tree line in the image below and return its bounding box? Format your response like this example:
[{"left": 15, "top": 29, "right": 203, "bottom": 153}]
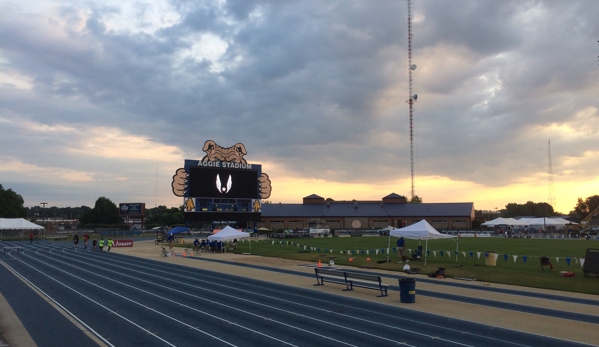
[{"left": 2, "top": 184, "right": 598, "bottom": 226}]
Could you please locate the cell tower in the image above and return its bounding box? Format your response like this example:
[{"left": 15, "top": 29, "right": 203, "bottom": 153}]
[
  {"left": 548, "top": 139, "right": 555, "bottom": 208},
  {"left": 407, "top": 0, "right": 417, "bottom": 199}
]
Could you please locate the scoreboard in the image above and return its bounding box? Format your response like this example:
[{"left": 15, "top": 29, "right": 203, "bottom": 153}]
[
  {"left": 187, "top": 167, "right": 258, "bottom": 199},
  {"left": 183, "top": 159, "right": 262, "bottom": 222}
]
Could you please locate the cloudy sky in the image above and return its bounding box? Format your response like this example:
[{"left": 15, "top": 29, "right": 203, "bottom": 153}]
[{"left": 1, "top": 0, "right": 598, "bottom": 214}]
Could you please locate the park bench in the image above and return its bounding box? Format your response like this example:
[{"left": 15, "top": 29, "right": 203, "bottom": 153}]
[
  {"left": 314, "top": 268, "right": 389, "bottom": 297},
  {"left": 344, "top": 272, "right": 389, "bottom": 297},
  {"left": 314, "top": 268, "right": 347, "bottom": 286}
]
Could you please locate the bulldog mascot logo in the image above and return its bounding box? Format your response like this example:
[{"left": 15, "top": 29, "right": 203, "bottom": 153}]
[{"left": 171, "top": 140, "right": 272, "bottom": 199}]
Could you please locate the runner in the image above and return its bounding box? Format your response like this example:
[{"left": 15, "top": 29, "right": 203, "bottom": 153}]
[{"left": 83, "top": 232, "right": 89, "bottom": 249}]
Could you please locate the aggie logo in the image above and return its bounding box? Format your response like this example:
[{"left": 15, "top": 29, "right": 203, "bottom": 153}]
[{"left": 114, "top": 239, "right": 133, "bottom": 247}]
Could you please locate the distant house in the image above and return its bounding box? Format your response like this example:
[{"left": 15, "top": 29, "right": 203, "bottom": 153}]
[{"left": 260, "top": 193, "right": 475, "bottom": 231}]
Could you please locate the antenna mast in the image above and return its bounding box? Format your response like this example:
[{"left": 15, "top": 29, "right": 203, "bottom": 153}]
[
  {"left": 548, "top": 139, "right": 555, "bottom": 209},
  {"left": 407, "top": 0, "right": 417, "bottom": 199}
]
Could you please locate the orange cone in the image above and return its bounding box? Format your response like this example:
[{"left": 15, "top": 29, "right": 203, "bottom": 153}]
[
  {"left": 318, "top": 259, "right": 322, "bottom": 267},
  {"left": 366, "top": 257, "right": 371, "bottom": 261}
]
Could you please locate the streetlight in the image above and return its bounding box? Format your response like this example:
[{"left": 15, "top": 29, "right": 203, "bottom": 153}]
[{"left": 41, "top": 202, "right": 47, "bottom": 236}]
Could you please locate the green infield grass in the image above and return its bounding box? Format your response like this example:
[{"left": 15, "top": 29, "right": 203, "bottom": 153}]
[{"left": 225, "top": 236, "right": 599, "bottom": 295}]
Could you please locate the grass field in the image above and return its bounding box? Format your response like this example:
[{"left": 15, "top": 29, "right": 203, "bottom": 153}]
[{"left": 226, "top": 236, "right": 599, "bottom": 295}]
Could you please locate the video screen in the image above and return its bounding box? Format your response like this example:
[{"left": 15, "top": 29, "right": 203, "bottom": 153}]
[{"left": 187, "top": 167, "right": 259, "bottom": 199}]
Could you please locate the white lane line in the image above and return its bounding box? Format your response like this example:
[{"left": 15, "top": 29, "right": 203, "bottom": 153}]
[
  {"left": 31, "top": 244, "right": 587, "bottom": 347},
  {"left": 31, "top": 247, "right": 427, "bottom": 347},
  {"left": 62, "top": 249, "right": 469, "bottom": 346},
  {"left": 0, "top": 260, "right": 116, "bottom": 347},
  {"left": 17, "top": 250, "right": 295, "bottom": 347},
  {"left": 103, "top": 253, "right": 572, "bottom": 347}
]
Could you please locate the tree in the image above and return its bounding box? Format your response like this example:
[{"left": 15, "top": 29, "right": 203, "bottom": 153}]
[
  {"left": 146, "top": 207, "right": 184, "bottom": 226},
  {"left": 573, "top": 195, "right": 599, "bottom": 220},
  {"left": 409, "top": 195, "right": 422, "bottom": 204},
  {"left": 27, "top": 206, "right": 91, "bottom": 223},
  {"left": 80, "top": 197, "right": 123, "bottom": 225},
  {"left": 503, "top": 201, "right": 555, "bottom": 217},
  {"left": 0, "top": 184, "right": 27, "bottom": 218}
]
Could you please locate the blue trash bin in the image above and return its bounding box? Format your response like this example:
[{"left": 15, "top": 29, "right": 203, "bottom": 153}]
[{"left": 399, "top": 278, "right": 416, "bottom": 303}]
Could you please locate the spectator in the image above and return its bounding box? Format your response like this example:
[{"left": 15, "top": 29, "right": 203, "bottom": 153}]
[{"left": 397, "top": 236, "right": 407, "bottom": 263}]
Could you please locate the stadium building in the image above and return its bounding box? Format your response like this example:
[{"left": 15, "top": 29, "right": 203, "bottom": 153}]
[{"left": 259, "top": 193, "right": 474, "bottom": 231}]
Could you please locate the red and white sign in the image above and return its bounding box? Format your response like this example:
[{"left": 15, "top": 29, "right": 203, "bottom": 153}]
[{"left": 114, "top": 239, "right": 134, "bottom": 247}]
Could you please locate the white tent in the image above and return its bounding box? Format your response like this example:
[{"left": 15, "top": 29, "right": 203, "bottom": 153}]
[
  {"left": 517, "top": 217, "right": 576, "bottom": 226},
  {"left": 0, "top": 218, "right": 44, "bottom": 230},
  {"left": 208, "top": 226, "right": 251, "bottom": 242},
  {"left": 377, "top": 225, "right": 394, "bottom": 234},
  {"left": 481, "top": 217, "right": 525, "bottom": 227},
  {"left": 388, "top": 220, "right": 455, "bottom": 265}
]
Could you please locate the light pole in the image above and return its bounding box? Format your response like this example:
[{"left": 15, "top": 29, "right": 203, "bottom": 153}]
[{"left": 41, "top": 202, "right": 47, "bottom": 236}]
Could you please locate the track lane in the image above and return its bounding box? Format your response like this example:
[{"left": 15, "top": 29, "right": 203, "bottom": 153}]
[{"left": 1, "top": 241, "right": 595, "bottom": 347}]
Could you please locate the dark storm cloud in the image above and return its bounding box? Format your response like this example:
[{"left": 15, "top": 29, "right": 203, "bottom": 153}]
[{"left": 1, "top": 0, "right": 598, "bottom": 209}]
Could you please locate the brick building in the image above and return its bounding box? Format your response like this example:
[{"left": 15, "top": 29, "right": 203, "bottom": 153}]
[{"left": 260, "top": 193, "right": 475, "bottom": 231}]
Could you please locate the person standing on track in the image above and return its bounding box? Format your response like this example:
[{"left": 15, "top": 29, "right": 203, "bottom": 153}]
[
  {"left": 107, "top": 238, "right": 114, "bottom": 252},
  {"left": 73, "top": 233, "right": 79, "bottom": 248},
  {"left": 92, "top": 239, "right": 98, "bottom": 251},
  {"left": 30, "top": 231, "right": 34, "bottom": 244},
  {"left": 83, "top": 232, "right": 89, "bottom": 249},
  {"left": 397, "top": 236, "right": 408, "bottom": 263},
  {"left": 99, "top": 237, "right": 105, "bottom": 252}
]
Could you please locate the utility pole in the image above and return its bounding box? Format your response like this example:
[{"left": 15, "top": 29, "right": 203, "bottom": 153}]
[
  {"left": 547, "top": 139, "right": 555, "bottom": 209},
  {"left": 40, "top": 202, "right": 48, "bottom": 236},
  {"left": 406, "top": 0, "right": 417, "bottom": 199}
]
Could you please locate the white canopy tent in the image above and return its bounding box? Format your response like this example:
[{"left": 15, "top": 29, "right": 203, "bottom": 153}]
[
  {"left": 0, "top": 218, "right": 44, "bottom": 239},
  {"left": 377, "top": 225, "right": 394, "bottom": 234},
  {"left": 517, "top": 217, "right": 577, "bottom": 226},
  {"left": 481, "top": 217, "right": 525, "bottom": 227},
  {"left": 388, "top": 220, "right": 455, "bottom": 265},
  {"left": 0, "top": 218, "right": 44, "bottom": 230},
  {"left": 208, "top": 226, "right": 252, "bottom": 249}
]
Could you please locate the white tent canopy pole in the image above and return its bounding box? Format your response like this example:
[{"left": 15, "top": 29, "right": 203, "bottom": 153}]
[{"left": 389, "top": 219, "right": 456, "bottom": 266}]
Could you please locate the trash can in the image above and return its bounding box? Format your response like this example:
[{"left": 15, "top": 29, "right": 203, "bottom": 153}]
[
  {"left": 485, "top": 251, "right": 496, "bottom": 266},
  {"left": 399, "top": 278, "right": 416, "bottom": 303}
]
